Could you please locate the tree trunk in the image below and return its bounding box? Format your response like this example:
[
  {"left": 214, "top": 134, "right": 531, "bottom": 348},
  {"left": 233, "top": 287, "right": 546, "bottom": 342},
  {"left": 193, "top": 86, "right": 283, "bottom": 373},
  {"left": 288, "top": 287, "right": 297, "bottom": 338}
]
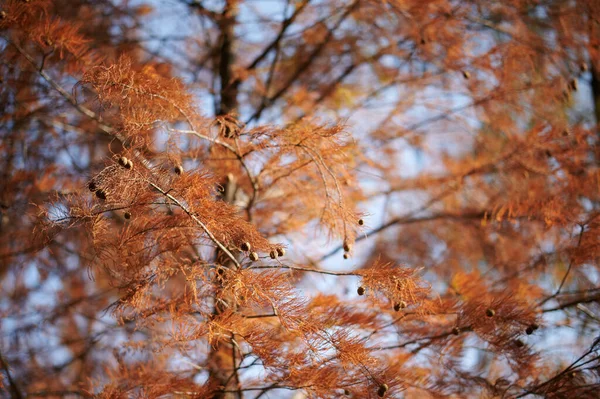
[
  {"left": 217, "top": 0, "right": 239, "bottom": 117},
  {"left": 207, "top": 2, "right": 241, "bottom": 398},
  {"left": 585, "top": 1, "right": 600, "bottom": 163}
]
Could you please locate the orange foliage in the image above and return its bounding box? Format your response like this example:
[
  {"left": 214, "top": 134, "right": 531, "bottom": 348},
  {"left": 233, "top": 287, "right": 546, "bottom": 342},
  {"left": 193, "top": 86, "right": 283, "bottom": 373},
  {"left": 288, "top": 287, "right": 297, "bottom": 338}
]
[{"left": 1, "top": 0, "right": 600, "bottom": 398}]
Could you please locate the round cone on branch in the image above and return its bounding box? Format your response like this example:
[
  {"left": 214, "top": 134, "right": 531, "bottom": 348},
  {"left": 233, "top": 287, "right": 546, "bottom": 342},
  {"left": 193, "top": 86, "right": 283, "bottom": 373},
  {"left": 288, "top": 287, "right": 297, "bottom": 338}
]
[
  {"left": 174, "top": 165, "right": 184, "bottom": 175},
  {"left": 377, "top": 383, "right": 389, "bottom": 397},
  {"left": 276, "top": 247, "right": 285, "bottom": 257},
  {"left": 358, "top": 218, "right": 364, "bottom": 226},
  {"left": 452, "top": 327, "right": 461, "bottom": 335},
  {"left": 125, "top": 159, "right": 133, "bottom": 170},
  {"left": 525, "top": 326, "right": 534, "bottom": 335},
  {"left": 269, "top": 250, "right": 278, "bottom": 259},
  {"left": 241, "top": 242, "right": 251, "bottom": 251},
  {"left": 124, "top": 211, "right": 131, "bottom": 220},
  {"left": 569, "top": 78, "right": 578, "bottom": 91},
  {"left": 462, "top": 70, "right": 470, "bottom": 79},
  {"left": 0, "top": 11, "right": 7, "bottom": 20},
  {"left": 118, "top": 156, "right": 128, "bottom": 168},
  {"left": 486, "top": 308, "right": 495, "bottom": 318},
  {"left": 343, "top": 253, "right": 349, "bottom": 259},
  {"left": 394, "top": 301, "right": 407, "bottom": 311},
  {"left": 95, "top": 189, "right": 107, "bottom": 200},
  {"left": 249, "top": 252, "right": 259, "bottom": 262},
  {"left": 357, "top": 286, "right": 365, "bottom": 296},
  {"left": 88, "top": 181, "right": 97, "bottom": 192},
  {"left": 343, "top": 240, "right": 352, "bottom": 253}
]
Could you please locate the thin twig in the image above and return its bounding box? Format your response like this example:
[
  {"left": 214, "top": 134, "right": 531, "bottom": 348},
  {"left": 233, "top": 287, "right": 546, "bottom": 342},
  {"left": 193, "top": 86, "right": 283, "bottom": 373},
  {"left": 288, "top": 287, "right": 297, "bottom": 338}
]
[
  {"left": 0, "top": 348, "right": 23, "bottom": 399},
  {"left": 250, "top": 264, "right": 357, "bottom": 276},
  {"left": 148, "top": 182, "right": 241, "bottom": 268},
  {"left": 538, "top": 224, "right": 585, "bottom": 307}
]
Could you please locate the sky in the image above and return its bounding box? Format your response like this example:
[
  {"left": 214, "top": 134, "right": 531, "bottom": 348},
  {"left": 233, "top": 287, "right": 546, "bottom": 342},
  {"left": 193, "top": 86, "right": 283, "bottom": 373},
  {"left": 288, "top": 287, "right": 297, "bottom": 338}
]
[{"left": 2, "top": 0, "right": 598, "bottom": 397}]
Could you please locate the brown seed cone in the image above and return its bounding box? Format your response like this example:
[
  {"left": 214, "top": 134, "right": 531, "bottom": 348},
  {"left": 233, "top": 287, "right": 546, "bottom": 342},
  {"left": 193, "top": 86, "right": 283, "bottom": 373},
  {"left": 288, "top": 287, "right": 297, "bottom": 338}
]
[
  {"left": 343, "top": 240, "right": 352, "bottom": 253},
  {"left": 377, "top": 383, "right": 389, "bottom": 397},
  {"left": 525, "top": 326, "right": 534, "bottom": 335}
]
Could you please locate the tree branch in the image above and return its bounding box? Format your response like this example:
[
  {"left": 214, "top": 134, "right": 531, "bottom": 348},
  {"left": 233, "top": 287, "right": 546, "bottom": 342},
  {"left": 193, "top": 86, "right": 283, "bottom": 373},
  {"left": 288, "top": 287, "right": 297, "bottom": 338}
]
[
  {"left": 0, "top": 348, "right": 23, "bottom": 399},
  {"left": 246, "top": 0, "right": 360, "bottom": 123}
]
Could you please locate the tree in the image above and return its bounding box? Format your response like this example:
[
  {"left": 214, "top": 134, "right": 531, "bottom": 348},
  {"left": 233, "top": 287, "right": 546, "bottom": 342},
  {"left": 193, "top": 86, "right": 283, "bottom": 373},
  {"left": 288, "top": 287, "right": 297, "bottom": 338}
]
[{"left": 1, "top": 0, "right": 600, "bottom": 397}]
